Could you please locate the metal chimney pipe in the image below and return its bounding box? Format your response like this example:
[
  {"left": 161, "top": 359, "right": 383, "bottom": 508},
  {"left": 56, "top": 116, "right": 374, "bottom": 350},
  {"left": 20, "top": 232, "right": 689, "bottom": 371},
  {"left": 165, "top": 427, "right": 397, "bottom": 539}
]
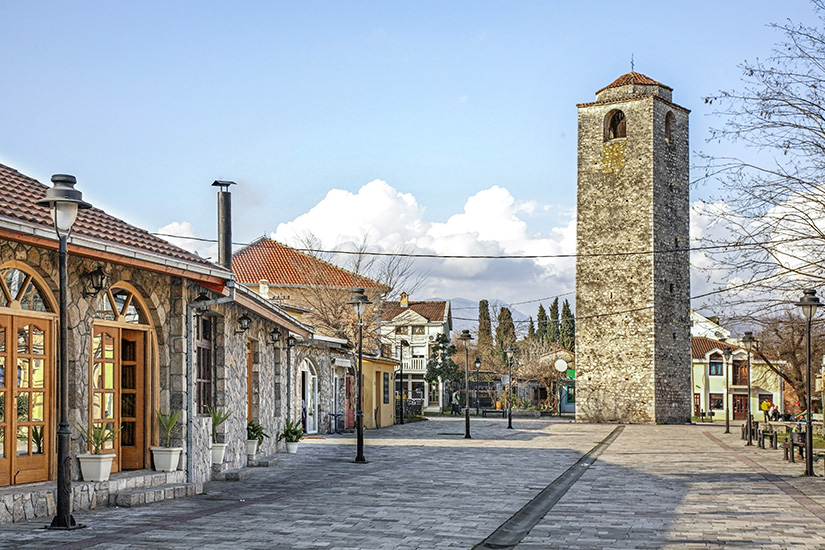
[{"left": 212, "top": 180, "right": 236, "bottom": 270}]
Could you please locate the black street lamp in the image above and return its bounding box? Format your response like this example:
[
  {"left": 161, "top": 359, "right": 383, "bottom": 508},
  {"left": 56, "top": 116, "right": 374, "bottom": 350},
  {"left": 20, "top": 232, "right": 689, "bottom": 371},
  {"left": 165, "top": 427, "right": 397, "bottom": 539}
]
[
  {"left": 723, "top": 346, "right": 732, "bottom": 434},
  {"left": 796, "top": 289, "right": 820, "bottom": 476},
  {"left": 458, "top": 330, "right": 473, "bottom": 439},
  {"left": 505, "top": 347, "right": 516, "bottom": 429},
  {"left": 474, "top": 358, "right": 481, "bottom": 415},
  {"left": 37, "top": 175, "right": 91, "bottom": 530},
  {"left": 348, "top": 288, "right": 372, "bottom": 463},
  {"left": 398, "top": 339, "right": 409, "bottom": 425},
  {"left": 742, "top": 331, "right": 756, "bottom": 446}
]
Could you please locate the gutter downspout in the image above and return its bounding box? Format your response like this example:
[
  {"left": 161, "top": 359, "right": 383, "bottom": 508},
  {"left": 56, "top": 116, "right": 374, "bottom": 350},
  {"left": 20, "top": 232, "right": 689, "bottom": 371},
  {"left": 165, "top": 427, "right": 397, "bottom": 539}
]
[{"left": 186, "top": 279, "right": 236, "bottom": 484}]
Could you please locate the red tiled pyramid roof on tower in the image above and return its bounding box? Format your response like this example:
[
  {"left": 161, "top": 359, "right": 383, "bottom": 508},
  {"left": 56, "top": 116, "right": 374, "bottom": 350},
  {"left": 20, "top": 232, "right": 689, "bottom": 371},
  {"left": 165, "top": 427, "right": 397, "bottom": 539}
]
[
  {"left": 596, "top": 71, "right": 672, "bottom": 95},
  {"left": 0, "top": 163, "right": 218, "bottom": 269},
  {"left": 232, "top": 237, "right": 388, "bottom": 291}
]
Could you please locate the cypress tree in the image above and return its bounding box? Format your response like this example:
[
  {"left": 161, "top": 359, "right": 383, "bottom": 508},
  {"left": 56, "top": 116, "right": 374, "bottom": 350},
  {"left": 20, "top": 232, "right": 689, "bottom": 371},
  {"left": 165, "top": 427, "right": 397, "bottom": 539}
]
[
  {"left": 495, "top": 307, "right": 517, "bottom": 359},
  {"left": 548, "top": 297, "right": 560, "bottom": 345},
  {"left": 477, "top": 300, "right": 494, "bottom": 365},
  {"left": 536, "top": 304, "right": 548, "bottom": 346},
  {"left": 560, "top": 299, "right": 575, "bottom": 351},
  {"left": 527, "top": 316, "right": 536, "bottom": 341}
]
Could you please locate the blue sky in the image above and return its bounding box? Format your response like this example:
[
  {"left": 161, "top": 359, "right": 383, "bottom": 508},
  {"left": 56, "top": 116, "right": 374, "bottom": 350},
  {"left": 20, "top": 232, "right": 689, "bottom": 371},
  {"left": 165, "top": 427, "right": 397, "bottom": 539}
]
[{"left": 0, "top": 2, "right": 817, "bottom": 311}]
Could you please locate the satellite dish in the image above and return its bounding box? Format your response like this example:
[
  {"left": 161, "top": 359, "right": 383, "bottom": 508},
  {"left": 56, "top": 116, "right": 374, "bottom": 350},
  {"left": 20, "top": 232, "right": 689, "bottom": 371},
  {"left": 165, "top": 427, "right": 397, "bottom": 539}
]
[{"left": 554, "top": 359, "right": 568, "bottom": 373}]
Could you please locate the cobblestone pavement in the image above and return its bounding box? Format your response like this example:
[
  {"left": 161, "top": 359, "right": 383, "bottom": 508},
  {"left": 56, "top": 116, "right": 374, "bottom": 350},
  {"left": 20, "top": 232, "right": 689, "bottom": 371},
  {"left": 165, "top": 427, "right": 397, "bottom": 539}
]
[{"left": 3, "top": 417, "right": 825, "bottom": 549}]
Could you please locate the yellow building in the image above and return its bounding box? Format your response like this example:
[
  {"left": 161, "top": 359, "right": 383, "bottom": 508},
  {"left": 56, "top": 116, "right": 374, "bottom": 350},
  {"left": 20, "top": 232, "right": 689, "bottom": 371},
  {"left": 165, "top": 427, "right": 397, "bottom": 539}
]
[
  {"left": 361, "top": 354, "right": 398, "bottom": 429},
  {"left": 691, "top": 336, "right": 784, "bottom": 421}
]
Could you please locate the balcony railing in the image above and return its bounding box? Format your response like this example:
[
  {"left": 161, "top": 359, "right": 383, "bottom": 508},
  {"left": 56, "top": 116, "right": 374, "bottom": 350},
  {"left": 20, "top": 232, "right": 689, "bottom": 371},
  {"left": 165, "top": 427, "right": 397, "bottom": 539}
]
[{"left": 401, "top": 358, "right": 426, "bottom": 372}]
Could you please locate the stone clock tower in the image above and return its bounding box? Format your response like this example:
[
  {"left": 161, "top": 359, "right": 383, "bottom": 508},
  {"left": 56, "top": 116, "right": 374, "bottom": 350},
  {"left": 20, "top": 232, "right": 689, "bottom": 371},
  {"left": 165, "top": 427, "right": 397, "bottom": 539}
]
[{"left": 575, "top": 72, "right": 691, "bottom": 423}]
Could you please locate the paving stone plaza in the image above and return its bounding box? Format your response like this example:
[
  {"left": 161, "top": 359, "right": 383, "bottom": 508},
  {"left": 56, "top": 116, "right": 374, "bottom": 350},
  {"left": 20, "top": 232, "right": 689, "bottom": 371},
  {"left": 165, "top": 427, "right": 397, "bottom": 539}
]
[{"left": 4, "top": 416, "right": 825, "bottom": 549}]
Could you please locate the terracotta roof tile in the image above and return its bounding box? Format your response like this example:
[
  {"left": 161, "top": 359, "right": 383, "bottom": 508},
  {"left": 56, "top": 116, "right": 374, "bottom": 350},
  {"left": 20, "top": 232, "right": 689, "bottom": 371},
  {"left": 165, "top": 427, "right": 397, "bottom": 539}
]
[
  {"left": 232, "top": 237, "right": 388, "bottom": 291},
  {"left": 0, "top": 163, "right": 217, "bottom": 269},
  {"left": 596, "top": 71, "right": 672, "bottom": 94},
  {"left": 383, "top": 301, "right": 447, "bottom": 323},
  {"left": 691, "top": 336, "right": 741, "bottom": 360}
]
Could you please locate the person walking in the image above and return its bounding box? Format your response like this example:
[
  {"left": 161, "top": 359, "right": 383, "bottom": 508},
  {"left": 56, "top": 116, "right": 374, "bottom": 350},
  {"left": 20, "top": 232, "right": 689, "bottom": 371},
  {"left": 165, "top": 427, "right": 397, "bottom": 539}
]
[
  {"left": 451, "top": 391, "right": 460, "bottom": 416},
  {"left": 761, "top": 400, "right": 770, "bottom": 422}
]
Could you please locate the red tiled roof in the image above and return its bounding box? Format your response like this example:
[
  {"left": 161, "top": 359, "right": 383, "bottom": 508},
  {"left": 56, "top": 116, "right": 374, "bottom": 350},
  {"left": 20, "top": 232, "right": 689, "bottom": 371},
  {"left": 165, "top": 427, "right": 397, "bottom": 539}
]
[
  {"left": 596, "top": 72, "right": 672, "bottom": 94},
  {"left": 691, "top": 336, "right": 741, "bottom": 360},
  {"left": 0, "top": 163, "right": 218, "bottom": 269},
  {"left": 383, "top": 300, "right": 447, "bottom": 323},
  {"left": 232, "top": 237, "right": 388, "bottom": 291}
]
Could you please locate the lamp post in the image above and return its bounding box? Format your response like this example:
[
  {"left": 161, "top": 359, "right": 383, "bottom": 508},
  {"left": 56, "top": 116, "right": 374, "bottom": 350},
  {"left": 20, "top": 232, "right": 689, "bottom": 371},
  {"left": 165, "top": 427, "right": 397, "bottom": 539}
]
[
  {"left": 348, "top": 288, "right": 372, "bottom": 463},
  {"left": 458, "top": 330, "right": 473, "bottom": 439},
  {"left": 796, "top": 289, "right": 820, "bottom": 476},
  {"left": 742, "top": 331, "right": 756, "bottom": 446},
  {"left": 505, "top": 347, "right": 515, "bottom": 429},
  {"left": 723, "top": 346, "right": 732, "bottom": 434},
  {"left": 398, "top": 339, "right": 409, "bottom": 425},
  {"left": 37, "top": 175, "right": 91, "bottom": 530},
  {"left": 475, "top": 358, "right": 481, "bottom": 415}
]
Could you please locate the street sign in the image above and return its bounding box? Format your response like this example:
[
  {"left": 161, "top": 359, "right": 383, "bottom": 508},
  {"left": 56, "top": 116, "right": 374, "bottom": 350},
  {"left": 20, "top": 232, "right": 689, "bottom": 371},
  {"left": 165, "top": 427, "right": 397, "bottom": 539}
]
[{"left": 554, "top": 358, "right": 568, "bottom": 372}]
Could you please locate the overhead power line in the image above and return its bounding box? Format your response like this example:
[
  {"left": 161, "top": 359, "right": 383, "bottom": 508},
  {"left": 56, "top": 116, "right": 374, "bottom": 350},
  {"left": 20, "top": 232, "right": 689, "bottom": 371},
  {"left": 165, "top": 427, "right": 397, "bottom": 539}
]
[{"left": 151, "top": 232, "right": 816, "bottom": 261}]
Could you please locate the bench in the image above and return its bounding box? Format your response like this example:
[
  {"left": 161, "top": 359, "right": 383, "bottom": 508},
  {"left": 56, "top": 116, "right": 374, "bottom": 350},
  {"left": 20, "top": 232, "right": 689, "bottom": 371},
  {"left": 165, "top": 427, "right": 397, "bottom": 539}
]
[
  {"left": 783, "top": 432, "right": 806, "bottom": 462},
  {"left": 482, "top": 409, "right": 506, "bottom": 418},
  {"left": 758, "top": 427, "right": 779, "bottom": 450}
]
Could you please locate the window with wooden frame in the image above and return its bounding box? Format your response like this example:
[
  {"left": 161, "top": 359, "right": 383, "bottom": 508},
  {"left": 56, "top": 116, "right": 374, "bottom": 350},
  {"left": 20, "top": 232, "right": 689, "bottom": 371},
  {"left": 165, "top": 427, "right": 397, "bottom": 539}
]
[
  {"left": 709, "top": 353, "right": 724, "bottom": 376},
  {"left": 195, "top": 315, "right": 215, "bottom": 415},
  {"left": 709, "top": 393, "right": 724, "bottom": 410},
  {"left": 394, "top": 326, "right": 408, "bottom": 335}
]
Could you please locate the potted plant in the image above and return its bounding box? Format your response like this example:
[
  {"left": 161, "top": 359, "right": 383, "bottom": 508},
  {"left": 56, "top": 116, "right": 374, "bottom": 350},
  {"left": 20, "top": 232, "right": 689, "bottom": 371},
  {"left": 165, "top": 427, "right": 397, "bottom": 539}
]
[
  {"left": 77, "top": 423, "right": 122, "bottom": 482},
  {"left": 151, "top": 409, "right": 183, "bottom": 472},
  {"left": 207, "top": 407, "right": 231, "bottom": 464},
  {"left": 246, "top": 420, "right": 270, "bottom": 456},
  {"left": 276, "top": 418, "right": 305, "bottom": 454}
]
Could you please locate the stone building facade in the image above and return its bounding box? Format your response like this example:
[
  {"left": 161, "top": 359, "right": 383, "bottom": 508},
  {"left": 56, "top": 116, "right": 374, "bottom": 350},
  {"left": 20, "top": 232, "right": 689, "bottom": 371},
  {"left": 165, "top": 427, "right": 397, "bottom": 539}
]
[
  {"left": 575, "top": 72, "right": 691, "bottom": 423},
  {"left": 0, "top": 164, "right": 310, "bottom": 524}
]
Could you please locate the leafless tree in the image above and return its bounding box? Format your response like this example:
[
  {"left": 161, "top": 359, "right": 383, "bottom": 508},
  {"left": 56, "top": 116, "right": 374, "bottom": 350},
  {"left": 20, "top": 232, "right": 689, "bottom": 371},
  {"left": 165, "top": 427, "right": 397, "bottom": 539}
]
[
  {"left": 751, "top": 313, "right": 825, "bottom": 412},
  {"left": 697, "top": 1, "right": 825, "bottom": 318}
]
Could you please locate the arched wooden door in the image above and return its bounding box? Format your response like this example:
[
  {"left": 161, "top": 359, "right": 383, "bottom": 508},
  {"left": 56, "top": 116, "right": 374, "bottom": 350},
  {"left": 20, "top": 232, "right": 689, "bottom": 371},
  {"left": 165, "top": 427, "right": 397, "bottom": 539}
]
[
  {"left": 0, "top": 265, "right": 57, "bottom": 487},
  {"left": 90, "top": 285, "right": 150, "bottom": 473}
]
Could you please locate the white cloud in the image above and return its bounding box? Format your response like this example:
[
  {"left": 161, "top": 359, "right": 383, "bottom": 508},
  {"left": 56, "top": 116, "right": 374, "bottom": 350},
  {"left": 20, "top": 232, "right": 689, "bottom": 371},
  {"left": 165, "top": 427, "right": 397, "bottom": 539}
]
[
  {"left": 271, "top": 180, "right": 576, "bottom": 307},
  {"left": 156, "top": 221, "right": 217, "bottom": 262}
]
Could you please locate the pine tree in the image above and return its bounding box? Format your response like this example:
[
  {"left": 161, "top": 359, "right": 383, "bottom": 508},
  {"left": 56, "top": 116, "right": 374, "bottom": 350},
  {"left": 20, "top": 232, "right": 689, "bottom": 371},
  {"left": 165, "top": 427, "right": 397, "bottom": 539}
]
[
  {"left": 536, "top": 304, "right": 548, "bottom": 346},
  {"left": 548, "top": 297, "right": 560, "bottom": 345},
  {"left": 495, "top": 307, "right": 517, "bottom": 360},
  {"left": 425, "top": 333, "right": 461, "bottom": 386},
  {"left": 560, "top": 299, "right": 575, "bottom": 351},
  {"left": 477, "top": 300, "right": 494, "bottom": 366}
]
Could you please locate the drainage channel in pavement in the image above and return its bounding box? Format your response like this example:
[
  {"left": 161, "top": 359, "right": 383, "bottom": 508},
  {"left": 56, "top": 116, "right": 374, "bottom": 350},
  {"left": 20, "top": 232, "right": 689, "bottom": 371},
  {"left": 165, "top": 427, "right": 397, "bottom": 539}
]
[{"left": 474, "top": 425, "right": 625, "bottom": 550}]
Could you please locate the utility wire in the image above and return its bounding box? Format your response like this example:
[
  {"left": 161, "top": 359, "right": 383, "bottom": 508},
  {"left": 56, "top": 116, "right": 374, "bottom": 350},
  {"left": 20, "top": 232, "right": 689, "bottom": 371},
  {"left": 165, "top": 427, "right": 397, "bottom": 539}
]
[{"left": 151, "top": 232, "right": 816, "bottom": 260}]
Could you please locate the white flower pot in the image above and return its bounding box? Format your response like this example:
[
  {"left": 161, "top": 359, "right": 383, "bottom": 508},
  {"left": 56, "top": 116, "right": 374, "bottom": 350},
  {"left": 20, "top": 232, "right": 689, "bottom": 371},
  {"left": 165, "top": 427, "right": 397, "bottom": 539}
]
[
  {"left": 151, "top": 447, "right": 183, "bottom": 472},
  {"left": 78, "top": 453, "right": 115, "bottom": 482},
  {"left": 246, "top": 439, "right": 258, "bottom": 456},
  {"left": 211, "top": 442, "right": 228, "bottom": 464},
  {"left": 285, "top": 442, "right": 299, "bottom": 454}
]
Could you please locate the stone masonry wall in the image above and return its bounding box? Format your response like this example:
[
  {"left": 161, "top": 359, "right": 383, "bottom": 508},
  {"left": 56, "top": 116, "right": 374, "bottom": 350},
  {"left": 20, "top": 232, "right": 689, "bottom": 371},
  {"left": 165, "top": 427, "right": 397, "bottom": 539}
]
[{"left": 575, "top": 82, "right": 691, "bottom": 423}]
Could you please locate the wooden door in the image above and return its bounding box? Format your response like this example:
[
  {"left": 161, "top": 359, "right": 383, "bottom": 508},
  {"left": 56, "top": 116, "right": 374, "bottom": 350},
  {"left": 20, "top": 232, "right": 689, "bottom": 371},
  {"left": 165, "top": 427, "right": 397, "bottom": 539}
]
[
  {"left": 91, "top": 327, "right": 119, "bottom": 473},
  {"left": 693, "top": 393, "right": 700, "bottom": 416},
  {"left": 733, "top": 394, "right": 748, "bottom": 420},
  {"left": 119, "top": 331, "right": 144, "bottom": 470},
  {"left": 0, "top": 315, "right": 52, "bottom": 486}
]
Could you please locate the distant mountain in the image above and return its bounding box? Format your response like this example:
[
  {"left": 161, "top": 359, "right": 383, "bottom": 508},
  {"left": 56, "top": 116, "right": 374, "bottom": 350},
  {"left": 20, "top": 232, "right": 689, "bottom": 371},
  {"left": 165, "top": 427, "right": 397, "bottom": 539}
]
[{"left": 429, "top": 297, "right": 532, "bottom": 335}]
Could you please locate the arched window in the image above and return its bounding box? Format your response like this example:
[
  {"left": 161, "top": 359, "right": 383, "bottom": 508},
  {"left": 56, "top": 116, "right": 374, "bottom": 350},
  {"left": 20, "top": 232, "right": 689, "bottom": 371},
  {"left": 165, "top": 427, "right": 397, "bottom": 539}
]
[
  {"left": 605, "top": 110, "right": 626, "bottom": 141},
  {"left": 95, "top": 286, "right": 147, "bottom": 324},
  {"left": 0, "top": 267, "right": 52, "bottom": 312},
  {"left": 665, "top": 111, "right": 674, "bottom": 144}
]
